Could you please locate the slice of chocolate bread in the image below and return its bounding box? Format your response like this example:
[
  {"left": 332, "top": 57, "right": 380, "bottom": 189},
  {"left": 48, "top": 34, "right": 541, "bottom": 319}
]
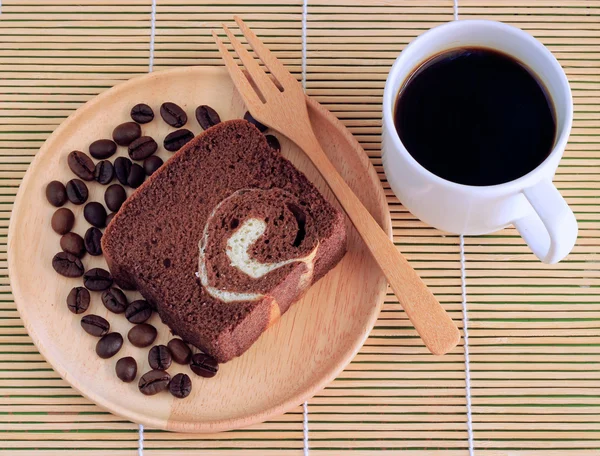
[{"left": 102, "top": 120, "right": 347, "bottom": 363}]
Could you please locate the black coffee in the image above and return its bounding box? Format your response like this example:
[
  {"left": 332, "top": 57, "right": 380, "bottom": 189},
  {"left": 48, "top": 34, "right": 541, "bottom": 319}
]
[{"left": 394, "top": 47, "right": 556, "bottom": 186}]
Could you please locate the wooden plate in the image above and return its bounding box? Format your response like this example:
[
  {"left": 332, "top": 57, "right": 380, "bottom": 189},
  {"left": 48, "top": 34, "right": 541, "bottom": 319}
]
[{"left": 8, "top": 67, "right": 391, "bottom": 433}]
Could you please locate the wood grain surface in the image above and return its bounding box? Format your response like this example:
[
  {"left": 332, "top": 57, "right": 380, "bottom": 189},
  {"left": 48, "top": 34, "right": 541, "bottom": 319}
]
[
  {"left": 8, "top": 66, "right": 390, "bottom": 432},
  {"left": 1, "top": 0, "right": 599, "bottom": 454}
]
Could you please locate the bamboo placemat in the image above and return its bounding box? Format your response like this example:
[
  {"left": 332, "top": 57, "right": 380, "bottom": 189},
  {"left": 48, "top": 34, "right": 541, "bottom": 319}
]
[{"left": 1, "top": 0, "right": 599, "bottom": 455}]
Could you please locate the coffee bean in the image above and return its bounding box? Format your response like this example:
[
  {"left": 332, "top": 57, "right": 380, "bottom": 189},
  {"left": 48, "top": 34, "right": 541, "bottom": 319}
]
[
  {"left": 66, "top": 179, "right": 88, "bottom": 205},
  {"left": 143, "top": 155, "right": 163, "bottom": 176},
  {"left": 131, "top": 103, "right": 154, "bottom": 124},
  {"left": 68, "top": 151, "right": 95, "bottom": 181},
  {"left": 169, "top": 373, "right": 192, "bottom": 399},
  {"left": 195, "top": 105, "right": 221, "bottom": 130},
  {"left": 125, "top": 300, "right": 152, "bottom": 324},
  {"left": 46, "top": 181, "right": 67, "bottom": 207},
  {"left": 81, "top": 314, "right": 110, "bottom": 336},
  {"left": 148, "top": 344, "right": 172, "bottom": 370},
  {"left": 128, "top": 136, "right": 157, "bottom": 160},
  {"left": 66, "top": 286, "right": 90, "bottom": 314},
  {"left": 83, "top": 202, "right": 107, "bottom": 228},
  {"left": 94, "top": 160, "right": 114, "bottom": 185},
  {"left": 138, "top": 369, "right": 170, "bottom": 396},
  {"left": 113, "top": 122, "right": 141, "bottom": 146},
  {"left": 116, "top": 356, "right": 137, "bottom": 383},
  {"left": 105, "top": 212, "right": 116, "bottom": 225},
  {"left": 114, "top": 157, "right": 132, "bottom": 185},
  {"left": 101, "top": 287, "right": 128, "bottom": 313},
  {"left": 104, "top": 184, "right": 127, "bottom": 212},
  {"left": 127, "top": 163, "right": 145, "bottom": 188},
  {"left": 51, "top": 208, "right": 74, "bottom": 235},
  {"left": 89, "top": 139, "right": 117, "bottom": 160},
  {"left": 164, "top": 129, "right": 194, "bottom": 152},
  {"left": 60, "top": 232, "right": 85, "bottom": 258},
  {"left": 128, "top": 323, "right": 157, "bottom": 348},
  {"left": 160, "top": 102, "right": 187, "bottom": 127},
  {"left": 96, "top": 332, "right": 123, "bottom": 359},
  {"left": 83, "top": 267, "right": 113, "bottom": 291},
  {"left": 244, "top": 111, "right": 267, "bottom": 132},
  {"left": 84, "top": 227, "right": 103, "bottom": 256},
  {"left": 265, "top": 134, "right": 281, "bottom": 152},
  {"left": 167, "top": 338, "right": 192, "bottom": 364},
  {"left": 190, "top": 353, "right": 219, "bottom": 378},
  {"left": 52, "top": 252, "right": 84, "bottom": 277}
]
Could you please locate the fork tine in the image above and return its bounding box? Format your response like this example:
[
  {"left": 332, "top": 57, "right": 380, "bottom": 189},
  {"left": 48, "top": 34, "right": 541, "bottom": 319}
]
[
  {"left": 234, "top": 16, "right": 299, "bottom": 89},
  {"left": 211, "top": 30, "right": 262, "bottom": 108},
  {"left": 221, "top": 24, "right": 278, "bottom": 102}
]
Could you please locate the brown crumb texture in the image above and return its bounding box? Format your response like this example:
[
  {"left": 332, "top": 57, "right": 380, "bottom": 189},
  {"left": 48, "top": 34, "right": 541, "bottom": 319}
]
[{"left": 103, "top": 120, "right": 347, "bottom": 362}]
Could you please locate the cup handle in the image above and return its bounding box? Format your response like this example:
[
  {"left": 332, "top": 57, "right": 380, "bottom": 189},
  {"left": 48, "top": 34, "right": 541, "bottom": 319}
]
[{"left": 513, "top": 179, "right": 578, "bottom": 264}]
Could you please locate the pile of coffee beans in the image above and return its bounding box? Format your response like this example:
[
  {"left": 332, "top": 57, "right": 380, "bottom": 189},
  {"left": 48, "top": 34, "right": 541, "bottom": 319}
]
[{"left": 45, "top": 101, "right": 284, "bottom": 399}]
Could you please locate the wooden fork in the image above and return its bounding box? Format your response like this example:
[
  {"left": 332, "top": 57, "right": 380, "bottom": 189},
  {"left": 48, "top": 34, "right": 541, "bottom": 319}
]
[{"left": 212, "top": 17, "right": 460, "bottom": 356}]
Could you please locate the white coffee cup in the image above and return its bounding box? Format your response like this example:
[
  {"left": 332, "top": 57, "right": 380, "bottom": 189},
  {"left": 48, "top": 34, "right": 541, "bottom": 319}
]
[{"left": 382, "top": 20, "right": 577, "bottom": 264}]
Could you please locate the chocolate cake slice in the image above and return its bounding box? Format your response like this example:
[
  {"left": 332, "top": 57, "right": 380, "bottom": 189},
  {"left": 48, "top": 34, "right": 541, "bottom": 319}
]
[{"left": 102, "top": 120, "right": 347, "bottom": 363}]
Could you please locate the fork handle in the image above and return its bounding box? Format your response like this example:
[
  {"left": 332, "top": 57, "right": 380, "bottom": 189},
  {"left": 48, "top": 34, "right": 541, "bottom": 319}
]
[{"left": 296, "top": 131, "right": 461, "bottom": 356}]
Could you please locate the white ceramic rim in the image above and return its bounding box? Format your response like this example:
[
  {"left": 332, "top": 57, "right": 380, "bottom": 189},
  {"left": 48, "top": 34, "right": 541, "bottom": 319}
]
[{"left": 382, "top": 20, "right": 573, "bottom": 194}]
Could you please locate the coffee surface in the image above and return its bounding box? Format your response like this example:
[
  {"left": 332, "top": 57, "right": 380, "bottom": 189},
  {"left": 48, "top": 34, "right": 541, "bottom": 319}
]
[{"left": 394, "top": 47, "right": 556, "bottom": 186}]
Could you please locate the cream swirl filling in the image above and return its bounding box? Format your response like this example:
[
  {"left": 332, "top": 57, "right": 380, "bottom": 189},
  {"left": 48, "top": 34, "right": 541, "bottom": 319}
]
[
  {"left": 227, "top": 218, "right": 316, "bottom": 279},
  {"left": 198, "top": 190, "right": 318, "bottom": 303}
]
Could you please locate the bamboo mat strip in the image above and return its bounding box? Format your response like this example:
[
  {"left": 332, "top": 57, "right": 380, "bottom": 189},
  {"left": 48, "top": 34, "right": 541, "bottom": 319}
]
[
  {"left": 301, "top": 2, "right": 310, "bottom": 454},
  {"left": 0, "top": 0, "right": 599, "bottom": 455},
  {"left": 137, "top": 2, "right": 155, "bottom": 452}
]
